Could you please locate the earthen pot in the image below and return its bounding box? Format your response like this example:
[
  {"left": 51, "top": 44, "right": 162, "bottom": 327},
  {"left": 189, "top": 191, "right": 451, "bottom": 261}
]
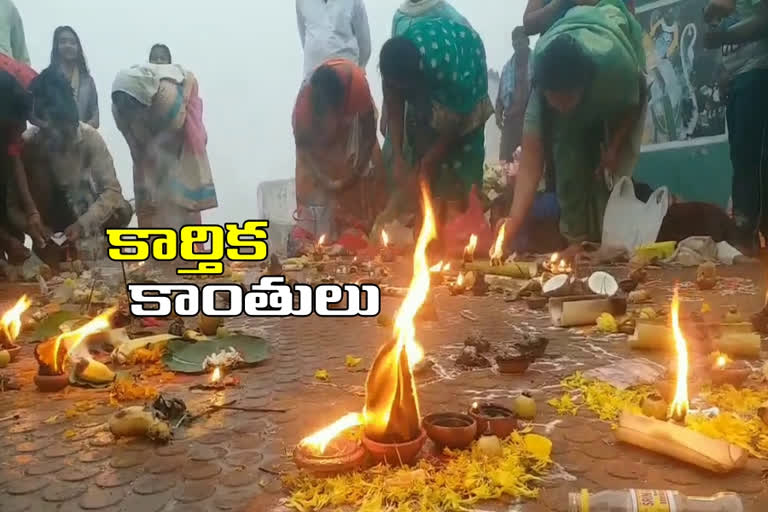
[
  {"left": 34, "top": 373, "right": 69, "bottom": 392},
  {"left": 469, "top": 403, "right": 518, "bottom": 439},
  {"left": 526, "top": 296, "right": 548, "bottom": 311},
  {"left": 710, "top": 360, "right": 751, "bottom": 388},
  {"left": 422, "top": 413, "right": 477, "bottom": 450},
  {"left": 495, "top": 356, "right": 533, "bottom": 374},
  {"left": 4, "top": 345, "right": 21, "bottom": 362},
  {"left": 362, "top": 428, "right": 427, "bottom": 466}
]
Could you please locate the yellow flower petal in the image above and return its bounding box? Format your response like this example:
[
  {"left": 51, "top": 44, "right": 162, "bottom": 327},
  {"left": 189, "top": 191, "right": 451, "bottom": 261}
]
[
  {"left": 314, "top": 369, "right": 329, "bottom": 381},
  {"left": 345, "top": 355, "right": 362, "bottom": 368},
  {"left": 523, "top": 434, "right": 552, "bottom": 460}
]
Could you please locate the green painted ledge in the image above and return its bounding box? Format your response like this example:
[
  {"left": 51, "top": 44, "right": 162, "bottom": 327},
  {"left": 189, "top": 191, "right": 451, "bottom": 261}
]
[{"left": 634, "top": 141, "right": 732, "bottom": 208}]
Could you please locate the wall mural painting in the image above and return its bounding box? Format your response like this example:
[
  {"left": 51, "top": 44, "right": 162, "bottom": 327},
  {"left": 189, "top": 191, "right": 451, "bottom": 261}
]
[{"left": 638, "top": 0, "right": 727, "bottom": 146}]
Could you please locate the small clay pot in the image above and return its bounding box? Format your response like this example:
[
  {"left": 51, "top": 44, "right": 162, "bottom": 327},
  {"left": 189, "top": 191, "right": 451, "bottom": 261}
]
[
  {"left": 495, "top": 356, "right": 532, "bottom": 374},
  {"left": 4, "top": 345, "right": 21, "bottom": 362},
  {"left": 526, "top": 296, "right": 548, "bottom": 311},
  {"left": 710, "top": 360, "right": 751, "bottom": 388},
  {"left": 469, "top": 403, "right": 518, "bottom": 439},
  {"left": 422, "top": 413, "right": 477, "bottom": 450},
  {"left": 293, "top": 439, "right": 367, "bottom": 477},
  {"left": 619, "top": 279, "right": 638, "bottom": 293},
  {"left": 34, "top": 373, "right": 69, "bottom": 392},
  {"left": 362, "top": 428, "right": 427, "bottom": 466}
]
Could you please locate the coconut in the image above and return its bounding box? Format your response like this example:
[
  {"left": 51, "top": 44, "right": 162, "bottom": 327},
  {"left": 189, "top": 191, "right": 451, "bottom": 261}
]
[
  {"left": 587, "top": 271, "right": 619, "bottom": 296},
  {"left": 542, "top": 274, "right": 570, "bottom": 297}
]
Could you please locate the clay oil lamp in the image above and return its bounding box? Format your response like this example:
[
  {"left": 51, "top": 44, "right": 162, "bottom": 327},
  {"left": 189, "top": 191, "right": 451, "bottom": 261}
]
[
  {"left": 307, "top": 184, "right": 436, "bottom": 468},
  {"left": 544, "top": 253, "right": 572, "bottom": 275},
  {"left": 360, "top": 185, "right": 435, "bottom": 466},
  {"left": 190, "top": 366, "right": 240, "bottom": 391},
  {"left": 463, "top": 234, "right": 477, "bottom": 264},
  {"left": 294, "top": 413, "right": 367, "bottom": 477},
  {"left": 468, "top": 402, "right": 518, "bottom": 439},
  {"left": 380, "top": 230, "right": 394, "bottom": 263},
  {"left": 33, "top": 343, "right": 69, "bottom": 392},
  {"left": 422, "top": 412, "right": 477, "bottom": 450},
  {"left": 312, "top": 234, "right": 327, "bottom": 261},
  {"left": 0, "top": 295, "right": 31, "bottom": 362},
  {"left": 33, "top": 310, "right": 113, "bottom": 392},
  {"left": 448, "top": 272, "right": 467, "bottom": 296},
  {"left": 709, "top": 352, "right": 750, "bottom": 388},
  {"left": 525, "top": 296, "right": 548, "bottom": 311},
  {"left": 429, "top": 261, "right": 450, "bottom": 286},
  {"left": 494, "top": 348, "right": 533, "bottom": 375},
  {"left": 489, "top": 224, "right": 506, "bottom": 267}
]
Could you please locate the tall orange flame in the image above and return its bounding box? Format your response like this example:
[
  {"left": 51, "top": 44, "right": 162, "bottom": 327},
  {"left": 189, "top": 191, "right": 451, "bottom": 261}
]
[
  {"left": 464, "top": 234, "right": 478, "bottom": 261},
  {"left": 363, "top": 182, "right": 434, "bottom": 443},
  {"left": 669, "top": 287, "right": 689, "bottom": 421},
  {"left": 490, "top": 224, "right": 506, "bottom": 263},
  {"left": 300, "top": 413, "right": 363, "bottom": 454},
  {"left": 41, "top": 309, "right": 115, "bottom": 374},
  {"left": 1, "top": 295, "right": 31, "bottom": 344}
]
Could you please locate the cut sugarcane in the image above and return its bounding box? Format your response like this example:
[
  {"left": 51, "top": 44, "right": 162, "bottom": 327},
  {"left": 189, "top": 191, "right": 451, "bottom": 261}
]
[
  {"left": 629, "top": 321, "right": 673, "bottom": 351},
  {"left": 463, "top": 261, "right": 538, "bottom": 279},
  {"left": 615, "top": 412, "right": 748, "bottom": 474},
  {"left": 549, "top": 296, "right": 627, "bottom": 327},
  {"left": 715, "top": 332, "right": 761, "bottom": 359}
]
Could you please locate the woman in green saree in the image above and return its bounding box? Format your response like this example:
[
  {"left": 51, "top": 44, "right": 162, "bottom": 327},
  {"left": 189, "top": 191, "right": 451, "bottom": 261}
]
[
  {"left": 377, "top": 17, "right": 493, "bottom": 228},
  {"left": 498, "top": 0, "right": 647, "bottom": 251},
  {"left": 391, "top": 0, "right": 470, "bottom": 37}
]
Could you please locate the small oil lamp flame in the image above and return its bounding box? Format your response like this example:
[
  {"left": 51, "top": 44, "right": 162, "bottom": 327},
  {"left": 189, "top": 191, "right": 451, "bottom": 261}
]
[
  {"left": 1, "top": 295, "right": 31, "bottom": 344},
  {"left": 429, "top": 261, "right": 444, "bottom": 273},
  {"left": 381, "top": 230, "right": 389, "bottom": 247},
  {"left": 669, "top": 287, "right": 689, "bottom": 422},
  {"left": 300, "top": 412, "right": 363, "bottom": 455},
  {"left": 317, "top": 234, "right": 327, "bottom": 247},
  {"left": 443, "top": 263, "right": 451, "bottom": 272},
  {"left": 210, "top": 366, "right": 222, "bottom": 383},
  {"left": 715, "top": 355, "right": 728, "bottom": 369},
  {"left": 456, "top": 273, "right": 465, "bottom": 287},
  {"left": 463, "top": 234, "right": 478, "bottom": 262},
  {"left": 490, "top": 224, "right": 506, "bottom": 264},
  {"left": 545, "top": 253, "right": 571, "bottom": 274},
  {"left": 471, "top": 401, "right": 479, "bottom": 410}
]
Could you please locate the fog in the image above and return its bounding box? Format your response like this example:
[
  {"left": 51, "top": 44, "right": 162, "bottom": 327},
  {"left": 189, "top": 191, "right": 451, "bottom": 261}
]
[{"left": 19, "top": 0, "right": 526, "bottom": 225}]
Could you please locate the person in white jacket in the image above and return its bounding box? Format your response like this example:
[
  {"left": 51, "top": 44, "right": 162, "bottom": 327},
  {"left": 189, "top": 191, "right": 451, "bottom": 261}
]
[{"left": 296, "top": 0, "right": 371, "bottom": 79}]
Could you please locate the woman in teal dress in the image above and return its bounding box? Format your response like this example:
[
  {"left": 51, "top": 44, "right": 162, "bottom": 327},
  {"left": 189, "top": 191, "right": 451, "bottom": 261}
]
[
  {"left": 499, "top": 0, "right": 646, "bottom": 248},
  {"left": 392, "top": 0, "right": 470, "bottom": 37},
  {"left": 377, "top": 17, "right": 493, "bottom": 228}
]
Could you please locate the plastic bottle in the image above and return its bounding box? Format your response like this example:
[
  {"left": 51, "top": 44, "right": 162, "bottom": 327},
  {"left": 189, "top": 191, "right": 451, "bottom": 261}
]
[{"left": 568, "top": 489, "right": 744, "bottom": 512}]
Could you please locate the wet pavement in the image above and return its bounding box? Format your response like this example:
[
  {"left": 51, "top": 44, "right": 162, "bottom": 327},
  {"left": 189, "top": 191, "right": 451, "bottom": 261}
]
[{"left": 0, "top": 262, "right": 767, "bottom": 511}]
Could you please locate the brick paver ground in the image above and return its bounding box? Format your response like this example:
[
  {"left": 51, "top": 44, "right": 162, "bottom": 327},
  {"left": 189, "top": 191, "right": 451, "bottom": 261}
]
[{"left": 0, "top": 261, "right": 766, "bottom": 511}]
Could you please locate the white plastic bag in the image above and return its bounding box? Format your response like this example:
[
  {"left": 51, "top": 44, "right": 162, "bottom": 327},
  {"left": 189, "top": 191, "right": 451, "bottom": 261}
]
[{"left": 601, "top": 177, "right": 669, "bottom": 252}]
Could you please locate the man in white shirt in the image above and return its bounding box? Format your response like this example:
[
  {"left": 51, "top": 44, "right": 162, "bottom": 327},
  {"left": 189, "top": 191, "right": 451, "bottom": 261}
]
[
  {"left": 0, "top": 0, "right": 29, "bottom": 65},
  {"left": 296, "top": 0, "right": 371, "bottom": 79}
]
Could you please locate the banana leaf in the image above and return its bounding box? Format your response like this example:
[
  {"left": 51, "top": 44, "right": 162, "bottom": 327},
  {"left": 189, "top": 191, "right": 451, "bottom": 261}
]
[
  {"left": 163, "top": 335, "right": 270, "bottom": 374},
  {"left": 31, "top": 311, "right": 84, "bottom": 341}
]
